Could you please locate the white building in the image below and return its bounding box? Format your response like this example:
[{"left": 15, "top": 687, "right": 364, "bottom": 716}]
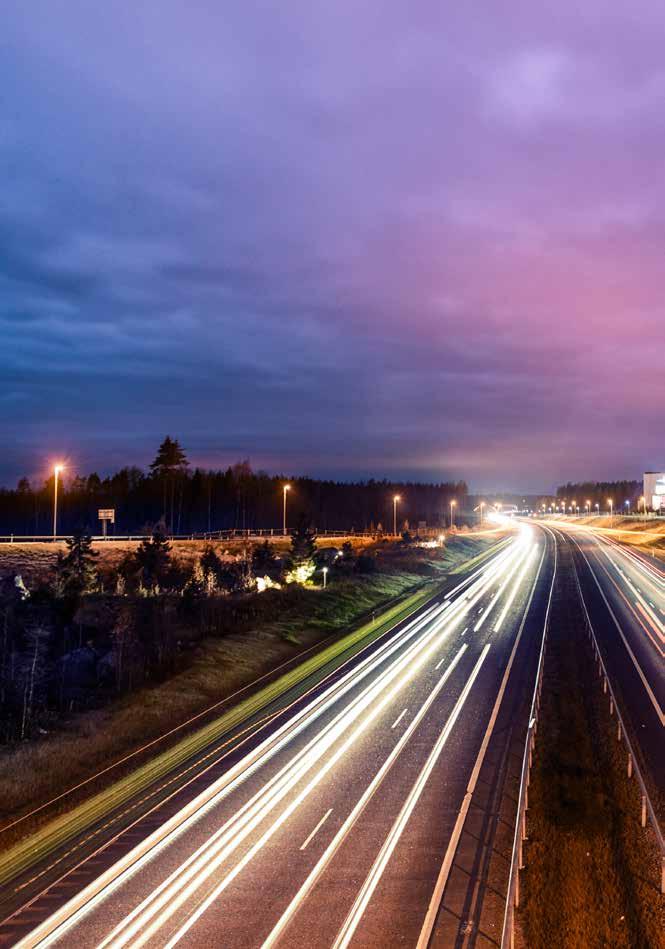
[{"left": 643, "top": 471, "right": 665, "bottom": 511}]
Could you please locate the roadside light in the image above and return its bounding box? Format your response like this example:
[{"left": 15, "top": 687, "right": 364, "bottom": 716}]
[
  {"left": 282, "top": 484, "right": 291, "bottom": 535},
  {"left": 53, "top": 464, "right": 65, "bottom": 538},
  {"left": 393, "top": 495, "right": 401, "bottom": 536}
]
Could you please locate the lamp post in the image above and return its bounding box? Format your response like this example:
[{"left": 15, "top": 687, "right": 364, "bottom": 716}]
[
  {"left": 640, "top": 495, "right": 646, "bottom": 521},
  {"left": 283, "top": 484, "right": 290, "bottom": 536},
  {"left": 608, "top": 498, "right": 613, "bottom": 524},
  {"left": 479, "top": 501, "right": 485, "bottom": 525},
  {"left": 322, "top": 566, "right": 328, "bottom": 589},
  {"left": 53, "top": 464, "right": 63, "bottom": 539},
  {"left": 586, "top": 500, "right": 591, "bottom": 516},
  {"left": 393, "top": 495, "right": 400, "bottom": 536},
  {"left": 450, "top": 498, "right": 457, "bottom": 529},
  {"left": 595, "top": 503, "right": 599, "bottom": 515}
]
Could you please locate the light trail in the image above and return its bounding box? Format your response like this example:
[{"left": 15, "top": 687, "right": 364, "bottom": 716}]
[
  {"left": 15, "top": 535, "right": 526, "bottom": 949},
  {"left": 260, "top": 645, "right": 470, "bottom": 949},
  {"left": 330, "top": 646, "right": 491, "bottom": 949}
]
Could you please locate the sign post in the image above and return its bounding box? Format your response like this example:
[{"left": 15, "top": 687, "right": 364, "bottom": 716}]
[{"left": 98, "top": 508, "right": 115, "bottom": 539}]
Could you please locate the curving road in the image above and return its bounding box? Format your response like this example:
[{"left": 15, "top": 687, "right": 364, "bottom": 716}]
[{"left": 1, "top": 526, "right": 556, "bottom": 949}]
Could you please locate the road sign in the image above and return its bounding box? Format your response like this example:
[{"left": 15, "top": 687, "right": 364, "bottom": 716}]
[{"left": 98, "top": 508, "right": 115, "bottom": 538}]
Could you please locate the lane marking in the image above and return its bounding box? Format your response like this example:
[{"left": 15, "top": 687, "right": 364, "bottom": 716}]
[
  {"left": 391, "top": 710, "right": 408, "bottom": 730},
  {"left": 331, "top": 646, "right": 492, "bottom": 949},
  {"left": 299, "top": 810, "right": 332, "bottom": 852},
  {"left": 261, "top": 645, "right": 470, "bottom": 949},
  {"left": 417, "top": 534, "right": 549, "bottom": 948},
  {"left": 572, "top": 540, "right": 664, "bottom": 726}
]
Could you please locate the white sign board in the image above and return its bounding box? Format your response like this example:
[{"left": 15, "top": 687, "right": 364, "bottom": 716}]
[{"left": 98, "top": 509, "right": 115, "bottom": 523}]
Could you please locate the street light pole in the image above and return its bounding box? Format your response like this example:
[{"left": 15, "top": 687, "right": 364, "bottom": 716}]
[
  {"left": 53, "top": 465, "right": 63, "bottom": 539},
  {"left": 393, "top": 495, "right": 400, "bottom": 536},
  {"left": 608, "top": 498, "right": 613, "bottom": 525},
  {"left": 450, "top": 498, "right": 456, "bottom": 529},
  {"left": 283, "top": 484, "right": 290, "bottom": 536}
]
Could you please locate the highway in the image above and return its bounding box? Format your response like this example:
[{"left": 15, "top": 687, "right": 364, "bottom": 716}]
[
  {"left": 551, "top": 522, "right": 664, "bottom": 806},
  {"left": 1, "top": 525, "right": 555, "bottom": 949}
]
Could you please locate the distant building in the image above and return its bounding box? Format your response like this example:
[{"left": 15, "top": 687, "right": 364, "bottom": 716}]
[{"left": 643, "top": 471, "right": 665, "bottom": 511}]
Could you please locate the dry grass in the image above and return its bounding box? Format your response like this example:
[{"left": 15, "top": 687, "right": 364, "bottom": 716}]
[{"left": 0, "top": 535, "right": 374, "bottom": 585}]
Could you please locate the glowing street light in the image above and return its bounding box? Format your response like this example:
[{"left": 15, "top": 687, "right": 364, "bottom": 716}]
[
  {"left": 322, "top": 566, "right": 328, "bottom": 589},
  {"left": 595, "top": 502, "right": 599, "bottom": 514},
  {"left": 393, "top": 495, "right": 401, "bottom": 536},
  {"left": 608, "top": 498, "right": 613, "bottom": 523},
  {"left": 479, "top": 501, "right": 485, "bottom": 525},
  {"left": 639, "top": 495, "right": 646, "bottom": 520},
  {"left": 282, "top": 484, "right": 291, "bottom": 535},
  {"left": 53, "top": 464, "right": 64, "bottom": 539},
  {"left": 586, "top": 500, "right": 591, "bottom": 515},
  {"left": 450, "top": 498, "right": 457, "bottom": 528}
]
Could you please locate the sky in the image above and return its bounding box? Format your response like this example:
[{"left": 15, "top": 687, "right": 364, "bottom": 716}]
[{"left": 2, "top": 2, "right": 664, "bottom": 492}]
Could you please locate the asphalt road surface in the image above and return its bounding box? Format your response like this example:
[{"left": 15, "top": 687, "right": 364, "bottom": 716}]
[
  {"left": 552, "top": 522, "right": 664, "bottom": 805},
  {"left": 2, "top": 525, "right": 556, "bottom": 949}
]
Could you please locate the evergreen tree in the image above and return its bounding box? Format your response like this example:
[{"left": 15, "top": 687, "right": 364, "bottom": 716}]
[
  {"left": 199, "top": 544, "right": 223, "bottom": 593},
  {"left": 288, "top": 517, "right": 317, "bottom": 583},
  {"left": 252, "top": 539, "right": 280, "bottom": 580},
  {"left": 58, "top": 529, "right": 99, "bottom": 597},
  {"left": 149, "top": 437, "right": 189, "bottom": 533},
  {"left": 135, "top": 530, "right": 172, "bottom": 591}
]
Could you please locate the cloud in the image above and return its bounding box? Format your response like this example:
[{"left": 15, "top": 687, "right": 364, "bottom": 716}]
[{"left": 1, "top": 2, "right": 663, "bottom": 491}]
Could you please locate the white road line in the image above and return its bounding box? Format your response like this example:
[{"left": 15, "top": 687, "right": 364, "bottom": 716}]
[
  {"left": 416, "top": 537, "right": 548, "bottom": 948},
  {"left": 391, "top": 709, "right": 408, "bottom": 730},
  {"left": 575, "top": 544, "right": 665, "bottom": 724},
  {"left": 261, "top": 644, "right": 469, "bottom": 949},
  {"left": 331, "top": 646, "right": 491, "bottom": 949},
  {"left": 299, "top": 810, "right": 332, "bottom": 851}
]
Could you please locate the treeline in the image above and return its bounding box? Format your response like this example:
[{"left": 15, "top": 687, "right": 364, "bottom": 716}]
[
  {"left": 555, "top": 480, "right": 642, "bottom": 510},
  {"left": 0, "top": 438, "right": 468, "bottom": 535}
]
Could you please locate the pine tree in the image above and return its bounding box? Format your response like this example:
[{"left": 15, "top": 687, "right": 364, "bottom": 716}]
[
  {"left": 59, "top": 529, "right": 99, "bottom": 597},
  {"left": 288, "top": 517, "right": 317, "bottom": 584},
  {"left": 149, "top": 437, "right": 188, "bottom": 533},
  {"left": 252, "top": 540, "right": 280, "bottom": 580},
  {"left": 135, "top": 530, "right": 172, "bottom": 591}
]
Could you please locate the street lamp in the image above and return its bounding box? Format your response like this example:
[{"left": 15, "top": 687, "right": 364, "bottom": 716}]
[
  {"left": 450, "top": 498, "right": 457, "bottom": 528},
  {"left": 624, "top": 499, "right": 630, "bottom": 516},
  {"left": 586, "top": 500, "right": 591, "bottom": 515},
  {"left": 608, "top": 498, "right": 613, "bottom": 523},
  {"left": 639, "top": 495, "right": 646, "bottom": 520},
  {"left": 393, "top": 495, "right": 401, "bottom": 536},
  {"left": 595, "top": 503, "right": 599, "bottom": 514},
  {"left": 322, "top": 566, "right": 328, "bottom": 589},
  {"left": 479, "top": 501, "right": 485, "bottom": 525},
  {"left": 282, "top": 484, "right": 290, "bottom": 535},
  {"left": 53, "top": 464, "right": 64, "bottom": 539}
]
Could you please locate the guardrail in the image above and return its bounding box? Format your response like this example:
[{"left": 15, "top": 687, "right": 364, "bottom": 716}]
[
  {"left": 500, "top": 531, "right": 557, "bottom": 949},
  {"left": 0, "top": 527, "right": 452, "bottom": 544},
  {"left": 572, "top": 556, "right": 665, "bottom": 894},
  {"left": 0, "top": 529, "right": 376, "bottom": 544}
]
